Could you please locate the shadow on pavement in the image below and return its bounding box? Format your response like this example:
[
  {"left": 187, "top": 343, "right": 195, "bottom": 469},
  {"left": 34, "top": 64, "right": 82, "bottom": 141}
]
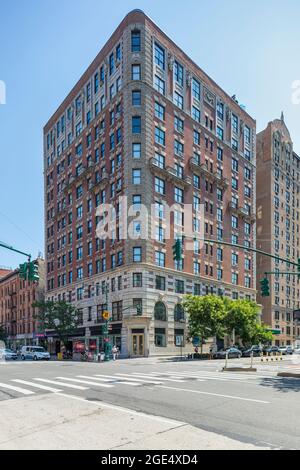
[{"left": 259, "top": 377, "right": 300, "bottom": 393}]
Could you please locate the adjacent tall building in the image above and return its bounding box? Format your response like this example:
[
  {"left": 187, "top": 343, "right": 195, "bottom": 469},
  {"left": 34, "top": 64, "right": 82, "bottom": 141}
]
[
  {"left": 257, "top": 115, "right": 300, "bottom": 347},
  {"left": 44, "top": 10, "right": 257, "bottom": 357}
]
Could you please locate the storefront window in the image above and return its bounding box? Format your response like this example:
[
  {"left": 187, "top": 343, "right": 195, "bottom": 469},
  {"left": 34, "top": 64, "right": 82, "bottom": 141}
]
[{"left": 155, "top": 328, "right": 166, "bottom": 347}]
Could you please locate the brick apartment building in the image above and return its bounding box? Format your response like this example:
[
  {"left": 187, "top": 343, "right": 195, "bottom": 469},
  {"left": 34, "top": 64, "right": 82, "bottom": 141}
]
[
  {"left": 0, "top": 259, "right": 45, "bottom": 349},
  {"left": 257, "top": 114, "right": 300, "bottom": 347},
  {"left": 44, "top": 10, "right": 257, "bottom": 357}
]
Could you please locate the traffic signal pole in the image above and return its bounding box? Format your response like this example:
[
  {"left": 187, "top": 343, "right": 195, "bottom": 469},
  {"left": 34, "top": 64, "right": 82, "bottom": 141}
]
[{"left": 0, "top": 241, "right": 31, "bottom": 261}]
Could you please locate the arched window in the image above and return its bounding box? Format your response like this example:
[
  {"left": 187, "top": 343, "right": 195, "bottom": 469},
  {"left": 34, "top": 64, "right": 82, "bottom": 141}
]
[
  {"left": 174, "top": 304, "right": 185, "bottom": 323},
  {"left": 154, "top": 302, "right": 167, "bottom": 321}
]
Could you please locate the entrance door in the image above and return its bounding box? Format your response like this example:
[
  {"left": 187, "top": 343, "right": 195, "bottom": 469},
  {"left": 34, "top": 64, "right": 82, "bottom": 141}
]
[{"left": 132, "top": 334, "right": 144, "bottom": 357}]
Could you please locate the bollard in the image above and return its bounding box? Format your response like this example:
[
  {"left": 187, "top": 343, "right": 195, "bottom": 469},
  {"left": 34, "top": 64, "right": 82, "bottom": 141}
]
[
  {"left": 225, "top": 351, "right": 229, "bottom": 369},
  {"left": 251, "top": 351, "right": 254, "bottom": 369}
]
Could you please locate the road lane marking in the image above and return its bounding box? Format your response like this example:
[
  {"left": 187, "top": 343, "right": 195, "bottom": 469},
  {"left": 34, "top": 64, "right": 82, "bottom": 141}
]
[
  {"left": 12, "top": 379, "right": 62, "bottom": 393},
  {"left": 0, "top": 382, "right": 35, "bottom": 395},
  {"left": 76, "top": 376, "right": 139, "bottom": 387},
  {"left": 108, "top": 374, "right": 163, "bottom": 385},
  {"left": 34, "top": 378, "right": 88, "bottom": 390},
  {"left": 131, "top": 373, "right": 185, "bottom": 383},
  {"left": 158, "top": 386, "right": 271, "bottom": 404},
  {"left": 56, "top": 377, "right": 113, "bottom": 388}
]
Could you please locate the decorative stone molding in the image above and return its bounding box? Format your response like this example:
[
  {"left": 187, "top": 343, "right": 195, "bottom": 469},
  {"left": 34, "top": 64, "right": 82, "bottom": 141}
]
[{"left": 203, "top": 87, "right": 215, "bottom": 107}]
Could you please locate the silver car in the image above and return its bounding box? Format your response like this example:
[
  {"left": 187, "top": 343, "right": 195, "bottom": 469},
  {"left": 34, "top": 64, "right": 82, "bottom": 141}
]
[
  {"left": 0, "top": 348, "right": 18, "bottom": 360},
  {"left": 21, "top": 346, "right": 50, "bottom": 361}
]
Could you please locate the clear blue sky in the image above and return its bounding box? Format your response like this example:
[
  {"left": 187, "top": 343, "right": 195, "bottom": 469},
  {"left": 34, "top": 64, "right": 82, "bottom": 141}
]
[{"left": 1, "top": 0, "right": 300, "bottom": 268}]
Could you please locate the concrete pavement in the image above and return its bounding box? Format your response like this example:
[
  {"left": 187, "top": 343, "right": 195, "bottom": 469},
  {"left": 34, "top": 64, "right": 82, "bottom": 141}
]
[{"left": 0, "top": 357, "right": 299, "bottom": 449}]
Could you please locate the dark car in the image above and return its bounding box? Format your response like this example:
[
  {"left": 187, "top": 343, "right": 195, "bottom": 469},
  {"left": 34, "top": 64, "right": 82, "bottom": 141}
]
[
  {"left": 264, "top": 346, "right": 280, "bottom": 355},
  {"left": 214, "top": 347, "right": 242, "bottom": 359},
  {"left": 242, "top": 346, "right": 262, "bottom": 357}
]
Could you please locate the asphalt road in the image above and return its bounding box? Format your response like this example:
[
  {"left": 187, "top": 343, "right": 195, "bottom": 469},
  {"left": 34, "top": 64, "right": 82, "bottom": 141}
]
[{"left": 0, "top": 356, "right": 300, "bottom": 450}]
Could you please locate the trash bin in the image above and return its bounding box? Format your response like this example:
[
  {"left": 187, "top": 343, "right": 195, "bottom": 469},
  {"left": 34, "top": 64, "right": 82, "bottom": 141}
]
[{"left": 57, "top": 352, "right": 63, "bottom": 361}]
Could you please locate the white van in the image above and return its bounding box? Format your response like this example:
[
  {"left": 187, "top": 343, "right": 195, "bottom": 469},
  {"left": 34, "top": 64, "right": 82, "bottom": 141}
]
[{"left": 21, "top": 346, "right": 50, "bottom": 361}]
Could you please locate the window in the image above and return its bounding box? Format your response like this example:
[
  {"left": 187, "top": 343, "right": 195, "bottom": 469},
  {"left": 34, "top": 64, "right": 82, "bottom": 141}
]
[
  {"left": 245, "top": 126, "right": 251, "bottom": 144},
  {"left": 133, "top": 273, "right": 142, "bottom": 287},
  {"left": 132, "top": 64, "right": 141, "bottom": 80},
  {"left": 217, "top": 147, "right": 223, "bottom": 161},
  {"left": 132, "top": 116, "right": 141, "bottom": 134},
  {"left": 175, "top": 187, "right": 184, "bottom": 204},
  {"left": 232, "top": 114, "right": 238, "bottom": 134},
  {"left": 174, "top": 61, "right": 184, "bottom": 86},
  {"left": 155, "top": 152, "right": 165, "bottom": 169},
  {"left": 232, "top": 177, "right": 238, "bottom": 191},
  {"left": 175, "top": 116, "right": 184, "bottom": 133},
  {"left": 133, "top": 247, "right": 142, "bottom": 263},
  {"left": 194, "top": 130, "right": 200, "bottom": 146},
  {"left": 175, "top": 279, "right": 185, "bottom": 294},
  {"left": 155, "top": 177, "right": 165, "bottom": 195},
  {"left": 156, "top": 275, "right": 166, "bottom": 291},
  {"left": 109, "top": 53, "right": 115, "bottom": 75},
  {"left": 155, "top": 102, "right": 165, "bottom": 120},
  {"left": 174, "top": 139, "right": 184, "bottom": 156},
  {"left": 132, "top": 169, "right": 141, "bottom": 185},
  {"left": 174, "top": 304, "right": 185, "bottom": 322},
  {"left": 192, "top": 106, "right": 201, "bottom": 123},
  {"left": 232, "top": 273, "right": 238, "bottom": 285},
  {"left": 217, "top": 102, "right": 224, "bottom": 120},
  {"left": 217, "top": 126, "right": 224, "bottom": 141},
  {"left": 192, "top": 79, "right": 201, "bottom": 101},
  {"left": 131, "top": 31, "right": 141, "bottom": 52},
  {"left": 155, "top": 127, "right": 165, "bottom": 146},
  {"left": 132, "top": 143, "right": 141, "bottom": 159},
  {"left": 132, "top": 90, "right": 141, "bottom": 106},
  {"left": 232, "top": 138, "right": 238, "bottom": 151},
  {"left": 174, "top": 91, "right": 183, "bottom": 110},
  {"left": 155, "top": 43, "right": 165, "bottom": 69},
  {"left": 155, "top": 251, "right": 165, "bottom": 267},
  {"left": 232, "top": 158, "right": 239, "bottom": 172},
  {"left": 155, "top": 328, "right": 166, "bottom": 347},
  {"left": 154, "top": 75, "right": 165, "bottom": 95},
  {"left": 154, "top": 302, "right": 167, "bottom": 321}
]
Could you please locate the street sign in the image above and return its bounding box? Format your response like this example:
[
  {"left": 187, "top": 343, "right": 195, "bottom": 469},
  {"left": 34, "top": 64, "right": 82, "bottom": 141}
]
[
  {"left": 192, "top": 337, "right": 200, "bottom": 347},
  {"left": 102, "top": 311, "right": 110, "bottom": 321}
]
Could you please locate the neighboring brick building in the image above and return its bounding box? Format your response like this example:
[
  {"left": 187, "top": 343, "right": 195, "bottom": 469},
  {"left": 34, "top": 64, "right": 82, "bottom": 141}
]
[
  {"left": 0, "top": 259, "right": 45, "bottom": 349},
  {"left": 44, "top": 10, "right": 257, "bottom": 357},
  {"left": 257, "top": 114, "right": 300, "bottom": 347}
]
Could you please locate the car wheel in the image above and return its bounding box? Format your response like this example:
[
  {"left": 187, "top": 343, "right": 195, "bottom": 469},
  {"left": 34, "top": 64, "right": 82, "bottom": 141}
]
[{"left": 33, "top": 356, "right": 38, "bottom": 361}]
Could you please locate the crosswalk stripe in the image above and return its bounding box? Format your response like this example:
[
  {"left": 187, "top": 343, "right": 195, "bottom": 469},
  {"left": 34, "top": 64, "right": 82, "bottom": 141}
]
[
  {"left": 0, "top": 382, "right": 35, "bottom": 395},
  {"left": 76, "top": 375, "right": 139, "bottom": 387},
  {"left": 56, "top": 377, "right": 113, "bottom": 388},
  {"left": 12, "top": 379, "right": 62, "bottom": 393},
  {"left": 107, "top": 374, "right": 163, "bottom": 385},
  {"left": 131, "top": 373, "right": 185, "bottom": 383},
  {"left": 34, "top": 378, "right": 88, "bottom": 390}
]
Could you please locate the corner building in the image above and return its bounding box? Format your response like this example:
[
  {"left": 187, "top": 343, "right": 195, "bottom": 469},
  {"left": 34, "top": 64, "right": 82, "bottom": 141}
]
[
  {"left": 257, "top": 115, "right": 300, "bottom": 347},
  {"left": 44, "top": 10, "right": 257, "bottom": 357}
]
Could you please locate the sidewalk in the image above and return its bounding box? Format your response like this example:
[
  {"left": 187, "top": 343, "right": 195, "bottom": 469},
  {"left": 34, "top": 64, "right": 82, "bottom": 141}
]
[{"left": 0, "top": 393, "right": 268, "bottom": 450}]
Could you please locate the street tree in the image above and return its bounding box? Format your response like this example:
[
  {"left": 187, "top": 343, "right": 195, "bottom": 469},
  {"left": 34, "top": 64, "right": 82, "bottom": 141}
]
[
  {"left": 0, "top": 324, "right": 7, "bottom": 343},
  {"left": 32, "top": 301, "right": 81, "bottom": 348},
  {"left": 183, "top": 295, "right": 227, "bottom": 351}
]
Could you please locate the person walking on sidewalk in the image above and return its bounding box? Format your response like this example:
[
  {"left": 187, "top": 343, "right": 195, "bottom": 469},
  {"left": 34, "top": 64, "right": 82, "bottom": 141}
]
[{"left": 112, "top": 345, "right": 118, "bottom": 361}]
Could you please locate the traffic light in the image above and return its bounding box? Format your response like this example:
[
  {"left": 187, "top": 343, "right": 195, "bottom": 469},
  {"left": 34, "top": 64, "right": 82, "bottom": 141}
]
[
  {"left": 173, "top": 239, "right": 183, "bottom": 262},
  {"left": 297, "top": 258, "right": 300, "bottom": 280},
  {"left": 28, "top": 262, "right": 39, "bottom": 282},
  {"left": 260, "top": 278, "right": 270, "bottom": 297},
  {"left": 19, "top": 263, "right": 28, "bottom": 280}
]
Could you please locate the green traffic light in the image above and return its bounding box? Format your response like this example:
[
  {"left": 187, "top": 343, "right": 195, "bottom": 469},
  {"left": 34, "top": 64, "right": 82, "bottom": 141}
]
[
  {"left": 173, "top": 239, "right": 183, "bottom": 262},
  {"left": 260, "top": 277, "right": 270, "bottom": 297}
]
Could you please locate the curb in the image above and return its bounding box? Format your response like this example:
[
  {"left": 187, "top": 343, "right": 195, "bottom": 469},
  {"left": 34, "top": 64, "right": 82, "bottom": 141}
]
[
  {"left": 277, "top": 372, "right": 300, "bottom": 379},
  {"left": 222, "top": 367, "right": 257, "bottom": 373}
]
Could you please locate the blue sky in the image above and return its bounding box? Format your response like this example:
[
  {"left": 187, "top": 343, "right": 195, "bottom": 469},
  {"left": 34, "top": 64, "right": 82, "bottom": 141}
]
[{"left": 0, "top": 0, "right": 300, "bottom": 268}]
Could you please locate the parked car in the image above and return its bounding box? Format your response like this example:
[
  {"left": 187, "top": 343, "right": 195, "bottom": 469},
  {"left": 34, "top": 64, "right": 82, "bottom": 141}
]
[
  {"left": 21, "top": 346, "right": 50, "bottom": 361},
  {"left": 294, "top": 348, "right": 300, "bottom": 355},
  {"left": 242, "top": 346, "right": 262, "bottom": 357},
  {"left": 214, "top": 347, "right": 242, "bottom": 359},
  {"left": 279, "top": 346, "right": 294, "bottom": 355},
  {"left": 0, "top": 348, "right": 18, "bottom": 361},
  {"left": 263, "top": 346, "right": 280, "bottom": 355}
]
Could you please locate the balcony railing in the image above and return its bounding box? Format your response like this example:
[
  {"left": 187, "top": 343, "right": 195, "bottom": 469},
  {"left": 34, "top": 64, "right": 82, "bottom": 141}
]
[{"left": 149, "top": 158, "right": 192, "bottom": 187}]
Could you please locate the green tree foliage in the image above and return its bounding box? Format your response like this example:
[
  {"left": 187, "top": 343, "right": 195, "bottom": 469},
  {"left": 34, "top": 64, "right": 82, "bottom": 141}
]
[
  {"left": 33, "top": 301, "right": 81, "bottom": 347},
  {"left": 184, "top": 295, "right": 272, "bottom": 346},
  {"left": 0, "top": 324, "right": 7, "bottom": 342}
]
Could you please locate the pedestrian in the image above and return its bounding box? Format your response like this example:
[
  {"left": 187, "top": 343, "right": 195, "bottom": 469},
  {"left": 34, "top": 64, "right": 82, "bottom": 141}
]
[{"left": 112, "top": 345, "right": 118, "bottom": 361}]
